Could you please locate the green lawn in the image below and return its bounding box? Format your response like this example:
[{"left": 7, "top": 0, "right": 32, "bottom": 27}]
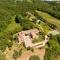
[
  {"left": 36, "top": 20, "right": 52, "bottom": 34},
  {"left": 36, "top": 11, "right": 60, "bottom": 30},
  {"left": 32, "top": 35, "right": 44, "bottom": 43}
]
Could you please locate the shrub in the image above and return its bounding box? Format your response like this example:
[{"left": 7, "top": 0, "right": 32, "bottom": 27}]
[
  {"left": 27, "top": 47, "right": 34, "bottom": 52},
  {"left": 29, "top": 55, "right": 40, "bottom": 60},
  {"left": 13, "top": 49, "right": 22, "bottom": 60}
]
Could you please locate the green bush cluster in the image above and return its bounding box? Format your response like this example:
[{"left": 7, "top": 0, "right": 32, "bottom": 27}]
[
  {"left": 15, "top": 16, "right": 35, "bottom": 30},
  {"left": 0, "top": 33, "right": 13, "bottom": 51},
  {"left": 44, "top": 34, "right": 60, "bottom": 60},
  {"left": 0, "top": 0, "right": 15, "bottom": 32},
  {"left": 13, "top": 49, "right": 22, "bottom": 60},
  {"left": 29, "top": 55, "right": 40, "bottom": 60}
]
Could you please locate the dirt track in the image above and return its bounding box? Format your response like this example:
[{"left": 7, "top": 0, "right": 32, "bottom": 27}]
[{"left": 17, "top": 48, "right": 45, "bottom": 60}]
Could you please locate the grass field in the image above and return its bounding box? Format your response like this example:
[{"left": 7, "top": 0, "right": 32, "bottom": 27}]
[
  {"left": 36, "top": 11, "right": 60, "bottom": 30},
  {"left": 36, "top": 20, "right": 52, "bottom": 34}
]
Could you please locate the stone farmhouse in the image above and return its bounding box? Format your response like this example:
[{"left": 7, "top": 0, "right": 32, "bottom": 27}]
[
  {"left": 18, "top": 29, "right": 49, "bottom": 48},
  {"left": 18, "top": 29, "right": 39, "bottom": 47}
]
